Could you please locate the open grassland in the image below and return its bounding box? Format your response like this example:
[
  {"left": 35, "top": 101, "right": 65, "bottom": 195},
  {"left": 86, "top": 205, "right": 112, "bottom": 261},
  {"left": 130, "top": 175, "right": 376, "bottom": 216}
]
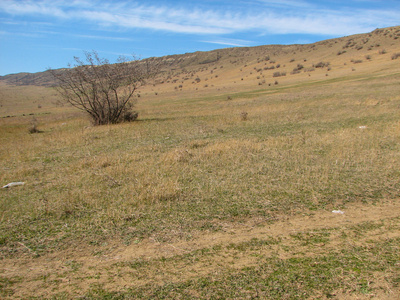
[
  {"left": 1, "top": 69, "right": 400, "bottom": 298},
  {"left": 1, "top": 26, "right": 400, "bottom": 298}
]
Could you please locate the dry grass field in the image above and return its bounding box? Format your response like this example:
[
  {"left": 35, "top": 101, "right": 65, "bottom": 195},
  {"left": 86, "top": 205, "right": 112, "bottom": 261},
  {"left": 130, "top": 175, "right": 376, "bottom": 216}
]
[{"left": 1, "top": 26, "right": 400, "bottom": 299}]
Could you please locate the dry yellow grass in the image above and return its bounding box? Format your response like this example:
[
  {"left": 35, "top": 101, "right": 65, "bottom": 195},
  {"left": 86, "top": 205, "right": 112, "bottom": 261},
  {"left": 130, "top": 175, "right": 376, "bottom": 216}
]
[{"left": 0, "top": 26, "right": 400, "bottom": 298}]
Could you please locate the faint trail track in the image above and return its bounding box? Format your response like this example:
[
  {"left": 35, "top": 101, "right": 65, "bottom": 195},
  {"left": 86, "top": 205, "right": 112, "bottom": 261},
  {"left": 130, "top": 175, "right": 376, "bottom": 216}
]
[{"left": 2, "top": 199, "right": 399, "bottom": 298}]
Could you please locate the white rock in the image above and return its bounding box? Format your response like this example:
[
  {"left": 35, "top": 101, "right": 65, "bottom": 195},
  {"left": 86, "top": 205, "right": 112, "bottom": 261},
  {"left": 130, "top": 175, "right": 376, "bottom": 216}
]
[
  {"left": 332, "top": 210, "right": 344, "bottom": 214},
  {"left": 2, "top": 182, "right": 25, "bottom": 188}
]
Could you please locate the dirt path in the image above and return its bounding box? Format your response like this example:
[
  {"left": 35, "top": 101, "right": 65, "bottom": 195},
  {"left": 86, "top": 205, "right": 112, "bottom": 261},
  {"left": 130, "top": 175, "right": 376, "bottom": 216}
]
[{"left": 1, "top": 199, "right": 399, "bottom": 298}]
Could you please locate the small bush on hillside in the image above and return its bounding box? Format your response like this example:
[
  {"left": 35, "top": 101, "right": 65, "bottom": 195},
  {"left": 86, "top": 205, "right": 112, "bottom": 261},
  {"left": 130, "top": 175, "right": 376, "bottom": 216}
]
[
  {"left": 28, "top": 117, "right": 41, "bottom": 134},
  {"left": 264, "top": 66, "right": 275, "bottom": 71},
  {"left": 314, "top": 62, "right": 330, "bottom": 68},
  {"left": 292, "top": 64, "right": 304, "bottom": 74},
  {"left": 391, "top": 53, "right": 400, "bottom": 60},
  {"left": 122, "top": 111, "right": 139, "bottom": 122},
  {"left": 273, "top": 71, "right": 286, "bottom": 77}
]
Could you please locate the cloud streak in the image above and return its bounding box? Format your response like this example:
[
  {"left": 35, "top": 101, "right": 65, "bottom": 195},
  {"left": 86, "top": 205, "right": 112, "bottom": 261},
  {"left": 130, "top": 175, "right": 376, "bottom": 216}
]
[
  {"left": 201, "top": 38, "right": 254, "bottom": 47},
  {"left": 0, "top": 0, "right": 399, "bottom": 37}
]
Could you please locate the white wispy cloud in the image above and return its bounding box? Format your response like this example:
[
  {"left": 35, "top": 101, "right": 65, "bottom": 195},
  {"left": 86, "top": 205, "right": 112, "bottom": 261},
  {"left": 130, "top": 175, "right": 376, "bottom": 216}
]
[
  {"left": 0, "top": 0, "right": 398, "bottom": 37},
  {"left": 71, "top": 33, "right": 134, "bottom": 42},
  {"left": 201, "top": 38, "right": 254, "bottom": 47},
  {"left": 0, "top": 0, "right": 67, "bottom": 18},
  {"left": 244, "top": 0, "right": 313, "bottom": 9}
]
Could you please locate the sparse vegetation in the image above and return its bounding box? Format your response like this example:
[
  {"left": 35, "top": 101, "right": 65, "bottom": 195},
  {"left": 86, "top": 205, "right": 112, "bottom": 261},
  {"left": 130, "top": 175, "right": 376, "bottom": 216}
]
[{"left": 1, "top": 25, "right": 400, "bottom": 299}]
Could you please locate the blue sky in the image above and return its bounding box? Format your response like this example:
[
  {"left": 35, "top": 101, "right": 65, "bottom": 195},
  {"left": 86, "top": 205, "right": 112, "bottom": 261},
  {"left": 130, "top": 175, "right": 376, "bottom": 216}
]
[{"left": 0, "top": 0, "right": 399, "bottom": 76}]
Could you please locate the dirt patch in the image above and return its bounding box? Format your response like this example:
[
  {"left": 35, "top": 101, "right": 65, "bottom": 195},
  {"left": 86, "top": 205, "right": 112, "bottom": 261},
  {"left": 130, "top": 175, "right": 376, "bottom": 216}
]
[{"left": 1, "top": 199, "right": 399, "bottom": 298}]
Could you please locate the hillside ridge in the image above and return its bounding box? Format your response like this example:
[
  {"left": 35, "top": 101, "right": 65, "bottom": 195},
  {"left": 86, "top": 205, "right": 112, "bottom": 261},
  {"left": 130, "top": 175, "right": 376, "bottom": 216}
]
[{"left": 1, "top": 25, "right": 399, "bottom": 87}]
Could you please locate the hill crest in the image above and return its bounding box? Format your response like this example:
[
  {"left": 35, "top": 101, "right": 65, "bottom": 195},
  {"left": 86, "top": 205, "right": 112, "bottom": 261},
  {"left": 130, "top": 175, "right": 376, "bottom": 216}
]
[{"left": 1, "top": 25, "right": 399, "bottom": 88}]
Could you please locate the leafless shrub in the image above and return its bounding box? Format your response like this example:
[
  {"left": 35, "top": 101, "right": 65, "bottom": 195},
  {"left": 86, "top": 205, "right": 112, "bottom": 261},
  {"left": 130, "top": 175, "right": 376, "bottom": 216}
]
[
  {"left": 240, "top": 111, "right": 248, "bottom": 121},
  {"left": 50, "top": 51, "right": 159, "bottom": 125}
]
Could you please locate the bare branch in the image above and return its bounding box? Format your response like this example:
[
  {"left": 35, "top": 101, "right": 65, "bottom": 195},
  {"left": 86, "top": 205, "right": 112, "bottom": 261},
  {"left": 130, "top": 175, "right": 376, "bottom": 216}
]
[{"left": 50, "top": 51, "right": 158, "bottom": 125}]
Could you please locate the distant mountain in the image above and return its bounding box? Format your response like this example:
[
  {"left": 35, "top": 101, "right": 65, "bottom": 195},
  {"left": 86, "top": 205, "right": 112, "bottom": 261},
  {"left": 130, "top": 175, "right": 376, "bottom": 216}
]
[{"left": 1, "top": 25, "right": 399, "bottom": 87}]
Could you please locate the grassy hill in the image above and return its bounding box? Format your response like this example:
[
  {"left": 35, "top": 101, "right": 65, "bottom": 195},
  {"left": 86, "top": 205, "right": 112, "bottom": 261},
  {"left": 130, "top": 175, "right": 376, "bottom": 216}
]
[
  {"left": 1, "top": 25, "right": 400, "bottom": 89},
  {"left": 0, "top": 25, "right": 400, "bottom": 299}
]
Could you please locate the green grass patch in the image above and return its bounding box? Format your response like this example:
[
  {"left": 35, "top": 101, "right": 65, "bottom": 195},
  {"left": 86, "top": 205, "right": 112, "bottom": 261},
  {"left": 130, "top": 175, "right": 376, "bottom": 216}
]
[{"left": 82, "top": 237, "right": 400, "bottom": 299}]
